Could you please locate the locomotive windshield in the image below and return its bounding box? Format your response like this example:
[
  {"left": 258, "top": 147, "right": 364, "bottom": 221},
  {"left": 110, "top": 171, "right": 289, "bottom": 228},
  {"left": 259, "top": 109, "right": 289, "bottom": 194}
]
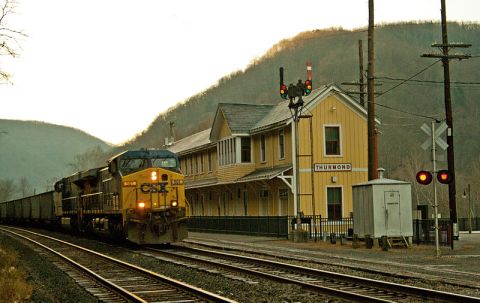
[
  {"left": 119, "top": 157, "right": 179, "bottom": 174},
  {"left": 151, "top": 157, "right": 177, "bottom": 168}
]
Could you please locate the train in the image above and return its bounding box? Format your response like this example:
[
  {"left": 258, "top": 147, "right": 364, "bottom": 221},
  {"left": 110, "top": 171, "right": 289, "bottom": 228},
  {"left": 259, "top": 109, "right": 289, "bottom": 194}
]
[{"left": 0, "top": 149, "right": 189, "bottom": 245}]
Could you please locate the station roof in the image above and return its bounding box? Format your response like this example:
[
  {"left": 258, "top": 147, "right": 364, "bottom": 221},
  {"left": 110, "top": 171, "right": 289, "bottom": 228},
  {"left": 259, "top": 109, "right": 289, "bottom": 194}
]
[
  {"left": 168, "top": 128, "right": 213, "bottom": 155},
  {"left": 236, "top": 164, "right": 292, "bottom": 183}
]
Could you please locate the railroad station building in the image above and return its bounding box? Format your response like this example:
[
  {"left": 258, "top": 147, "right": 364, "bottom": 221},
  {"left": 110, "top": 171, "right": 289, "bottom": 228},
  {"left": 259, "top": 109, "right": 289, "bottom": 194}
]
[{"left": 169, "top": 84, "right": 371, "bottom": 220}]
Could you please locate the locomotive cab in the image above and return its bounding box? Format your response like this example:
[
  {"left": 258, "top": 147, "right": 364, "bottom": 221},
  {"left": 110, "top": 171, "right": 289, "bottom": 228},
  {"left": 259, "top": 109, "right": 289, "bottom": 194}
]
[{"left": 109, "top": 149, "right": 188, "bottom": 244}]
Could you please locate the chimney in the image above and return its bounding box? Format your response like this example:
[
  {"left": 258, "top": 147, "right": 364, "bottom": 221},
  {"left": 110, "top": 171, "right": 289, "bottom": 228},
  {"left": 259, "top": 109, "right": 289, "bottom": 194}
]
[{"left": 377, "top": 167, "right": 385, "bottom": 179}]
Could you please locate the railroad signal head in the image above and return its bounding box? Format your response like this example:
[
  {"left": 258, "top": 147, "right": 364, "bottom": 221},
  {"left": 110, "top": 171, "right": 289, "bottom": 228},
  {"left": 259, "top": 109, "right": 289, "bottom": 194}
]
[
  {"left": 437, "top": 169, "right": 452, "bottom": 184},
  {"left": 280, "top": 84, "right": 288, "bottom": 100},
  {"left": 304, "top": 79, "right": 312, "bottom": 96},
  {"left": 416, "top": 170, "right": 432, "bottom": 185}
]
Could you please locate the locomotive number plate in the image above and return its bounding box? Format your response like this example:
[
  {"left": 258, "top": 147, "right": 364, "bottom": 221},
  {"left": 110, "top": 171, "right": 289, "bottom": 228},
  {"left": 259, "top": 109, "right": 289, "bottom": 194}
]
[
  {"left": 123, "top": 181, "right": 137, "bottom": 187},
  {"left": 172, "top": 179, "right": 184, "bottom": 185}
]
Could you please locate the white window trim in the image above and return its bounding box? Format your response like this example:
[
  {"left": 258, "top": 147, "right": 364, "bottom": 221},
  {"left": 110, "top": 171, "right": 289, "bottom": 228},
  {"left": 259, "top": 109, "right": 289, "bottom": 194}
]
[
  {"left": 323, "top": 124, "right": 343, "bottom": 157},
  {"left": 325, "top": 185, "right": 344, "bottom": 220}
]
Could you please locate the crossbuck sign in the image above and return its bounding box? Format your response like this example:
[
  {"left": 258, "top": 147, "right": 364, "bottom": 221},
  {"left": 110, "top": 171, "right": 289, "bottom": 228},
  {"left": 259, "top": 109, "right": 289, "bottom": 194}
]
[{"left": 420, "top": 122, "right": 449, "bottom": 151}]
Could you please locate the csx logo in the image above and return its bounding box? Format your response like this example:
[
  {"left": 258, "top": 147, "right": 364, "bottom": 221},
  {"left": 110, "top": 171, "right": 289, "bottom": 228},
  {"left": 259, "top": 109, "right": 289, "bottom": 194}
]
[{"left": 140, "top": 183, "right": 168, "bottom": 193}]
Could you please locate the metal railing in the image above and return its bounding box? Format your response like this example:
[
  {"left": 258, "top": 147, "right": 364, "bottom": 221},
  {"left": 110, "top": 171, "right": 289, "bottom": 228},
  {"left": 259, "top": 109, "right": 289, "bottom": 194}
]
[
  {"left": 413, "top": 219, "right": 453, "bottom": 246},
  {"left": 187, "top": 215, "right": 353, "bottom": 239},
  {"left": 457, "top": 217, "right": 480, "bottom": 231}
]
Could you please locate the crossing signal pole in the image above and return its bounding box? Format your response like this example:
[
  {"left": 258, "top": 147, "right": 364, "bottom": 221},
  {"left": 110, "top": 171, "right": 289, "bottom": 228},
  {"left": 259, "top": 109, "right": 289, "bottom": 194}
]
[{"left": 421, "top": 0, "right": 471, "bottom": 248}]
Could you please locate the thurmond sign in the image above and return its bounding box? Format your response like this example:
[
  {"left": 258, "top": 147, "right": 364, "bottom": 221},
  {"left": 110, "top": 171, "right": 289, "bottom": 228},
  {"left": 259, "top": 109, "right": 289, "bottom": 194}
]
[{"left": 314, "top": 163, "right": 352, "bottom": 172}]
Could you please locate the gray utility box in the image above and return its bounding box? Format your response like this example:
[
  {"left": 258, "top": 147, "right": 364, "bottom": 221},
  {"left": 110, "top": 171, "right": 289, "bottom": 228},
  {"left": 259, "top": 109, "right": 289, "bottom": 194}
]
[{"left": 352, "top": 177, "right": 413, "bottom": 239}]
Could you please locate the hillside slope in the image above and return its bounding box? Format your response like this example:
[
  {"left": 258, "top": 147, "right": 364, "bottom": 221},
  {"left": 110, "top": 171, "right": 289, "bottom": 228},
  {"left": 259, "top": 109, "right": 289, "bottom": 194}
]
[
  {"left": 126, "top": 22, "right": 480, "bottom": 188},
  {"left": 0, "top": 119, "right": 111, "bottom": 194}
]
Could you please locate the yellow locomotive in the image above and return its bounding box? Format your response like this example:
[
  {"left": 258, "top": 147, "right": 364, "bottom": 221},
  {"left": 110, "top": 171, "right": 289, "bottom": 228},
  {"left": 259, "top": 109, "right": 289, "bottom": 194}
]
[{"left": 1, "top": 149, "right": 188, "bottom": 245}]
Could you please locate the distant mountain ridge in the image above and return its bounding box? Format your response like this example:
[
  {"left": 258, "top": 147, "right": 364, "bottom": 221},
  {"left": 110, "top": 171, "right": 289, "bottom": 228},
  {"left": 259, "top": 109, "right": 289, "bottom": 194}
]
[
  {"left": 0, "top": 119, "right": 111, "bottom": 194},
  {"left": 124, "top": 22, "right": 480, "bottom": 202}
]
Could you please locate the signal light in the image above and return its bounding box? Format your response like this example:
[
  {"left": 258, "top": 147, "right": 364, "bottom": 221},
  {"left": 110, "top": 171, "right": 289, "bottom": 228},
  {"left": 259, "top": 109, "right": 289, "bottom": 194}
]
[
  {"left": 304, "top": 79, "right": 312, "bottom": 95},
  {"left": 437, "top": 170, "right": 452, "bottom": 184},
  {"left": 416, "top": 170, "right": 432, "bottom": 185},
  {"left": 151, "top": 171, "right": 158, "bottom": 181},
  {"left": 280, "top": 84, "right": 288, "bottom": 100}
]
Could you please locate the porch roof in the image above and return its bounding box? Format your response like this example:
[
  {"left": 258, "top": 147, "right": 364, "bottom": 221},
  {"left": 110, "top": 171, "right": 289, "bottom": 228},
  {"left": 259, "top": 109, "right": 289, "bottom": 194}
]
[
  {"left": 236, "top": 164, "right": 292, "bottom": 183},
  {"left": 185, "top": 176, "right": 219, "bottom": 190}
]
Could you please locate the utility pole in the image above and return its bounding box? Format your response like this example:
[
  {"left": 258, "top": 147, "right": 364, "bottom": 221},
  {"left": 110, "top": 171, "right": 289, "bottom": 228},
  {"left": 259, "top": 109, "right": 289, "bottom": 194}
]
[
  {"left": 342, "top": 40, "right": 382, "bottom": 106},
  {"left": 421, "top": 0, "right": 471, "bottom": 248},
  {"left": 359, "top": 40, "right": 365, "bottom": 107},
  {"left": 367, "top": 0, "right": 377, "bottom": 180}
]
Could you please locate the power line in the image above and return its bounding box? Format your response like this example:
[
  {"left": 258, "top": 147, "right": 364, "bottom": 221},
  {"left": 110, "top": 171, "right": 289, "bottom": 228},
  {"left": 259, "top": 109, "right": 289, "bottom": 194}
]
[
  {"left": 374, "top": 101, "right": 443, "bottom": 121},
  {"left": 376, "top": 60, "right": 442, "bottom": 98},
  {"left": 375, "top": 76, "right": 480, "bottom": 86}
]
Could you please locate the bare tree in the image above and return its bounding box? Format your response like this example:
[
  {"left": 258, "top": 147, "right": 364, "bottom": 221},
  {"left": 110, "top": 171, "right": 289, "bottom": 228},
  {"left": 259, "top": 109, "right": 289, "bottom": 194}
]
[
  {"left": 0, "top": 0, "right": 26, "bottom": 81},
  {"left": 18, "top": 176, "right": 30, "bottom": 197},
  {"left": 68, "top": 146, "right": 107, "bottom": 172},
  {"left": 0, "top": 178, "right": 17, "bottom": 201}
]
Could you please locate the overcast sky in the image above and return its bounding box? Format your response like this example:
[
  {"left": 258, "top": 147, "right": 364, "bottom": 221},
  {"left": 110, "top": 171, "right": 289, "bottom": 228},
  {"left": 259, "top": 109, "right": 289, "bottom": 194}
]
[{"left": 0, "top": 0, "right": 479, "bottom": 145}]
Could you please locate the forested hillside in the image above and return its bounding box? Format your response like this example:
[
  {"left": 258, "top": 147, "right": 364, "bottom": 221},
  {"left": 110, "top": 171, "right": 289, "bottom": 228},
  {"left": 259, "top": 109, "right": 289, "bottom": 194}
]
[
  {"left": 126, "top": 22, "right": 480, "bottom": 214},
  {"left": 0, "top": 120, "right": 111, "bottom": 198}
]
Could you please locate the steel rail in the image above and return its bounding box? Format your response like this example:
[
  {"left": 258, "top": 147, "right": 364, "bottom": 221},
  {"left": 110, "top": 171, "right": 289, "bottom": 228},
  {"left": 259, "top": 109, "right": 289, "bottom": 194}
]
[
  {"left": 148, "top": 245, "right": 480, "bottom": 303},
  {"left": 0, "top": 226, "right": 236, "bottom": 303}
]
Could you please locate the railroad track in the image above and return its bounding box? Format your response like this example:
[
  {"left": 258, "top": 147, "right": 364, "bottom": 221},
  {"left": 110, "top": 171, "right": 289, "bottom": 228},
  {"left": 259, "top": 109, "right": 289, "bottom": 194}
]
[
  {"left": 184, "top": 237, "right": 480, "bottom": 289},
  {"left": 145, "top": 245, "right": 480, "bottom": 303},
  {"left": 0, "top": 227, "right": 235, "bottom": 303}
]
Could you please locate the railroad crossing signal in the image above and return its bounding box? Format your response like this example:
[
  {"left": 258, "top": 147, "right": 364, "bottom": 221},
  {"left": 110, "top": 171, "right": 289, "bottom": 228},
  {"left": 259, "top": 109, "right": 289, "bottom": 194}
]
[
  {"left": 437, "top": 169, "right": 453, "bottom": 184},
  {"left": 420, "top": 122, "right": 448, "bottom": 151},
  {"left": 415, "top": 169, "right": 452, "bottom": 185},
  {"left": 416, "top": 170, "right": 433, "bottom": 185}
]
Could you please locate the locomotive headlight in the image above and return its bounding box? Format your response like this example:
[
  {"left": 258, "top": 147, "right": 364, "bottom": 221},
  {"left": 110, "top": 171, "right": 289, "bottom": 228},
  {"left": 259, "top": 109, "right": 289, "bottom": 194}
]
[
  {"left": 171, "top": 200, "right": 178, "bottom": 207},
  {"left": 151, "top": 171, "right": 158, "bottom": 181},
  {"left": 137, "top": 201, "right": 146, "bottom": 209}
]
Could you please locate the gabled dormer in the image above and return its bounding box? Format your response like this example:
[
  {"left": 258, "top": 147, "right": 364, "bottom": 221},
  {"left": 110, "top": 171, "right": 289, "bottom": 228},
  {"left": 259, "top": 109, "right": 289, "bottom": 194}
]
[{"left": 210, "top": 103, "right": 274, "bottom": 166}]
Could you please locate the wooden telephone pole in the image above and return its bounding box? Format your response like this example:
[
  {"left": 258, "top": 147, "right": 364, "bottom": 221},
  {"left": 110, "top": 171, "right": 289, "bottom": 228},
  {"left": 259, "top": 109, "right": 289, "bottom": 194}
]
[
  {"left": 422, "top": 0, "right": 471, "bottom": 247},
  {"left": 367, "top": 0, "right": 377, "bottom": 180}
]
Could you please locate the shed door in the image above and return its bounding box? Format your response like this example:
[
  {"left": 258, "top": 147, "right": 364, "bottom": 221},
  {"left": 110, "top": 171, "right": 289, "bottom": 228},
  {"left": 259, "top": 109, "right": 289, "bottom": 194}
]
[{"left": 384, "top": 191, "right": 401, "bottom": 236}]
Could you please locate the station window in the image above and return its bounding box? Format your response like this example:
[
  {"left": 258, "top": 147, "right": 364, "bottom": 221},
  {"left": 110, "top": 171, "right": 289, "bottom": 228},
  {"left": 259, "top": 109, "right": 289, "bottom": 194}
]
[
  {"left": 241, "top": 137, "right": 251, "bottom": 163},
  {"left": 218, "top": 138, "right": 236, "bottom": 166},
  {"left": 324, "top": 126, "right": 341, "bottom": 156},
  {"left": 327, "top": 187, "right": 342, "bottom": 221}
]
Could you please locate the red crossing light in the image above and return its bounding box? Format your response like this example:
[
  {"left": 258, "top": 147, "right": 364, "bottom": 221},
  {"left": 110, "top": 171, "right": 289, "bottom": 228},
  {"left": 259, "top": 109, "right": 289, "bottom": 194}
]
[
  {"left": 416, "top": 170, "right": 432, "bottom": 185},
  {"left": 437, "top": 170, "right": 452, "bottom": 184}
]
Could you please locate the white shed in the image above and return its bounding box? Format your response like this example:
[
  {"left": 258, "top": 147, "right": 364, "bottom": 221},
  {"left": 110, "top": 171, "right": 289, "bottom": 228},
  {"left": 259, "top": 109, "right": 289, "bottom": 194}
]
[{"left": 352, "top": 174, "right": 413, "bottom": 240}]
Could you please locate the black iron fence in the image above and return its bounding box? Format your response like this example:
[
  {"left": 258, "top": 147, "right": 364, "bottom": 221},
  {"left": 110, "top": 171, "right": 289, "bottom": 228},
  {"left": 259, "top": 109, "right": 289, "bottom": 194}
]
[
  {"left": 188, "top": 216, "right": 473, "bottom": 246},
  {"left": 288, "top": 215, "right": 353, "bottom": 240},
  {"left": 187, "top": 215, "right": 353, "bottom": 239},
  {"left": 457, "top": 217, "right": 480, "bottom": 231},
  {"left": 413, "top": 219, "right": 453, "bottom": 246}
]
